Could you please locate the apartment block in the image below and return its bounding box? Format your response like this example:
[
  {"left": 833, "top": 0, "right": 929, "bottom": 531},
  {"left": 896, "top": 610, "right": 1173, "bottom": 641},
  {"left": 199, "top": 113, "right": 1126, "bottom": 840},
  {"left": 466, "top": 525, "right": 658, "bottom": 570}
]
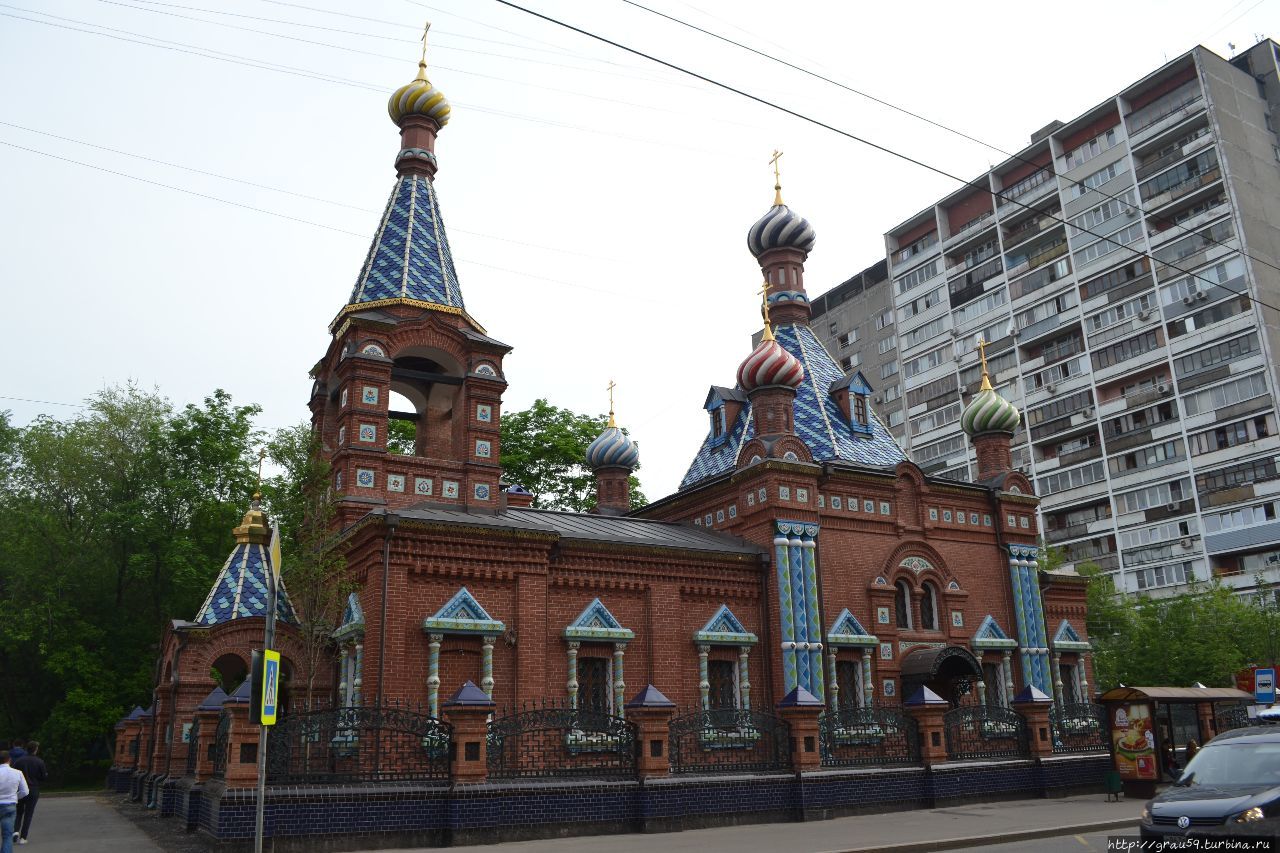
[{"left": 812, "top": 40, "right": 1280, "bottom": 598}]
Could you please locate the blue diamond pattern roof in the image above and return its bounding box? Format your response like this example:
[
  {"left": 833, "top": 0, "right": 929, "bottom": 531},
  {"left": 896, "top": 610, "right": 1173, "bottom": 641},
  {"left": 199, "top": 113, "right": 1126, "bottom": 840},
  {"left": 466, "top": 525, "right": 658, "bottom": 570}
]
[
  {"left": 194, "top": 542, "right": 298, "bottom": 627},
  {"left": 680, "top": 323, "right": 905, "bottom": 489},
  {"left": 347, "top": 175, "right": 464, "bottom": 311}
]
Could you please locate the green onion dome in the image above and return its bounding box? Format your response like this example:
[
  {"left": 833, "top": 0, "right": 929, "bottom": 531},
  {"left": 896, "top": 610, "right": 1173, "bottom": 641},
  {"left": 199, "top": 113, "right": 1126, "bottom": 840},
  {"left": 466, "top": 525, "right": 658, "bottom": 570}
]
[{"left": 961, "top": 383, "right": 1021, "bottom": 436}]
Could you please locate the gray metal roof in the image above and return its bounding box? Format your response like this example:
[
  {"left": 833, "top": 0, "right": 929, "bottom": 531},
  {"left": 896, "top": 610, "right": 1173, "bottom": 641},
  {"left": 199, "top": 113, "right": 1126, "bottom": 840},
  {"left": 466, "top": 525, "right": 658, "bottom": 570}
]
[{"left": 392, "top": 505, "right": 763, "bottom": 556}]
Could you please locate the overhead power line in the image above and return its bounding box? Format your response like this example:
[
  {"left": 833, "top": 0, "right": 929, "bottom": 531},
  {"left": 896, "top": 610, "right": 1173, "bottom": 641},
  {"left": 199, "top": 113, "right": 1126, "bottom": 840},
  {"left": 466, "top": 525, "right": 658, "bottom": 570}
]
[
  {"left": 617, "top": 0, "right": 1280, "bottom": 280},
  {"left": 492, "top": 0, "right": 1280, "bottom": 316}
]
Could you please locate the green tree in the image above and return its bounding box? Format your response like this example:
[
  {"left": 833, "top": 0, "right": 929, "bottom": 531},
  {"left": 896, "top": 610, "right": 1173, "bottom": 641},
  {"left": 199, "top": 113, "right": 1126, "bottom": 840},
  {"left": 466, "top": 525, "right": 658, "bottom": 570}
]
[
  {"left": 262, "top": 424, "right": 351, "bottom": 707},
  {"left": 499, "top": 399, "right": 645, "bottom": 512},
  {"left": 386, "top": 419, "right": 415, "bottom": 455},
  {"left": 0, "top": 386, "right": 261, "bottom": 783}
]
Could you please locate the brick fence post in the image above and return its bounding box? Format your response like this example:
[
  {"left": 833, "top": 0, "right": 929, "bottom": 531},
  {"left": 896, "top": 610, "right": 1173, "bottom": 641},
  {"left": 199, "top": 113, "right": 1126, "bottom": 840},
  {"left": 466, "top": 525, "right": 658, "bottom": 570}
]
[
  {"left": 777, "top": 686, "right": 824, "bottom": 772},
  {"left": 904, "top": 686, "right": 950, "bottom": 765},
  {"left": 190, "top": 707, "right": 223, "bottom": 782},
  {"left": 625, "top": 685, "right": 675, "bottom": 779},
  {"left": 221, "top": 695, "right": 260, "bottom": 788},
  {"left": 1013, "top": 685, "right": 1055, "bottom": 759},
  {"left": 443, "top": 681, "right": 494, "bottom": 785}
]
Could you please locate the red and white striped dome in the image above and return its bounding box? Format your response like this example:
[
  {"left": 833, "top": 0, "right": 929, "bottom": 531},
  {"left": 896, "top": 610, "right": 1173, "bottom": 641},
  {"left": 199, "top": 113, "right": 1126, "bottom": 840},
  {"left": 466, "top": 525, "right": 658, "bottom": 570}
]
[{"left": 737, "top": 338, "right": 804, "bottom": 392}]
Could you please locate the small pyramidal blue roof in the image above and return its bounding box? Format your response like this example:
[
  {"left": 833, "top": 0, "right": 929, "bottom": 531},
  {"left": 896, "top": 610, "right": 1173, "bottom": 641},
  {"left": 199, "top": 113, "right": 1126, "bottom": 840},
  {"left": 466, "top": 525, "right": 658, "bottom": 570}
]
[
  {"left": 681, "top": 324, "right": 905, "bottom": 489},
  {"left": 346, "top": 175, "right": 464, "bottom": 315},
  {"left": 194, "top": 541, "right": 297, "bottom": 627}
]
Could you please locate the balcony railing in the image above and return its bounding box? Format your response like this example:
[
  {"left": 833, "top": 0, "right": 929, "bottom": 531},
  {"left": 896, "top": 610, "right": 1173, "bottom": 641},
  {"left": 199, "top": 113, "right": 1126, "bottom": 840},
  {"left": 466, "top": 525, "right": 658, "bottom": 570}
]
[
  {"left": 1141, "top": 167, "right": 1222, "bottom": 209},
  {"left": 999, "top": 168, "right": 1055, "bottom": 208},
  {"left": 945, "top": 211, "right": 995, "bottom": 245},
  {"left": 1134, "top": 131, "right": 1211, "bottom": 181},
  {"left": 1003, "top": 214, "right": 1062, "bottom": 250},
  {"left": 1128, "top": 88, "right": 1204, "bottom": 136}
]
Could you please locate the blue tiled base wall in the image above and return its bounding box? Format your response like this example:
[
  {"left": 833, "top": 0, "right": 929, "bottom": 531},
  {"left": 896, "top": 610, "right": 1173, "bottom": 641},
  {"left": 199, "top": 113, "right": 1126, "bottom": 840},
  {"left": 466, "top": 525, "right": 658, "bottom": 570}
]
[{"left": 159, "top": 756, "right": 1108, "bottom": 850}]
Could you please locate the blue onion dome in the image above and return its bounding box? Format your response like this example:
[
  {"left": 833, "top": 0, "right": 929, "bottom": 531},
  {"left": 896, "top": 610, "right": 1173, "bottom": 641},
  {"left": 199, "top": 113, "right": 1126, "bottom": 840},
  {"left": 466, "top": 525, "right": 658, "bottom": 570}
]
[
  {"left": 747, "top": 203, "right": 816, "bottom": 258},
  {"left": 586, "top": 422, "right": 640, "bottom": 471},
  {"left": 388, "top": 62, "right": 451, "bottom": 126},
  {"left": 961, "top": 382, "right": 1021, "bottom": 436}
]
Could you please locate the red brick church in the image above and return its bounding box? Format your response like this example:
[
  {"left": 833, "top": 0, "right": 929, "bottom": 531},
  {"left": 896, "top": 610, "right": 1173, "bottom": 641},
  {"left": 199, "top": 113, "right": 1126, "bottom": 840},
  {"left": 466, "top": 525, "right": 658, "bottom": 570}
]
[
  {"left": 296, "top": 50, "right": 1092, "bottom": 721},
  {"left": 116, "top": 46, "right": 1102, "bottom": 846}
]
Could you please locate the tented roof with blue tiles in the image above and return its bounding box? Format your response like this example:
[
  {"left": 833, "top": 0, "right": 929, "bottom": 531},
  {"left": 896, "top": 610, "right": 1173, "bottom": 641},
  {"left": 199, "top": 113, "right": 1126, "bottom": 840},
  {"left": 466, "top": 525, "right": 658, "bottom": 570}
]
[{"left": 681, "top": 323, "right": 905, "bottom": 489}]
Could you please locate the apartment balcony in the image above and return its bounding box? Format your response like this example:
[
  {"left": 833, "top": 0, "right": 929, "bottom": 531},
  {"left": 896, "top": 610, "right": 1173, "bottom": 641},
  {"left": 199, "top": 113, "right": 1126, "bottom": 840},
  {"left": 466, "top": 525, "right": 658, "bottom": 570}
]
[
  {"left": 997, "top": 170, "right": 1057, "bottom": 217},
  {"left": 1096, "top": 381, "right": 1174, "bottom": 419},
  {"left": 1090, "top": 346, "right": 1168, "bottom": 387},
  {"left": 1005, "top": 241, "right": 1068, "bottom": 280},
  {"left": 1141, "top": 166, "right": 1222, "bottom": 215},
  {"left": 1134, "top": 130, "right": 1213, "bottom": 181},
  {"left": 1200, "top": 483, "right": 1258, "bottom": 509},
  {"left": 1002, "top": 215, "right": 1063, "bottom": 252},
  {"left": 1213, "top": 563, "right": 1280, "bottom": 593},
  {"left": 1142, "top": 497, "right": 1197, "bottom": 524},
  {"left": 944, "top": 212, "right": 998, "bottom": 252},
  {"left": 1127, "top": 92, "right": 1206, "bottom": 147},
  {"left": 1204, "top": 519, "right": 1280, "bottom": 556},
  {"left": 1147, "top": 200, "right": 1231, "bottom": 249},
  {"left": 1108, "top": 457, "right": 1189, "bottom": 492}
]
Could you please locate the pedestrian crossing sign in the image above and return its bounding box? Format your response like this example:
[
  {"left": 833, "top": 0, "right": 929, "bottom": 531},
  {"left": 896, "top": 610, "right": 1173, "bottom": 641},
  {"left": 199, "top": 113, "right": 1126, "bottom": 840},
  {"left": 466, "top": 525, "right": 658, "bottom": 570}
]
[{"left": 261, "top": 649, "right": 280, "bottom": 726}]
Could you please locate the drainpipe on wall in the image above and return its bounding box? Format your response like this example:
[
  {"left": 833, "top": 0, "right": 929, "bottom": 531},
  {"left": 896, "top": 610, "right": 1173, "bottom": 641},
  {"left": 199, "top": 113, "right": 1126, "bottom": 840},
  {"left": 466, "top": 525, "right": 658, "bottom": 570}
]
[{"left": 376, "top": 511, "right": 400, "bottom": 709}]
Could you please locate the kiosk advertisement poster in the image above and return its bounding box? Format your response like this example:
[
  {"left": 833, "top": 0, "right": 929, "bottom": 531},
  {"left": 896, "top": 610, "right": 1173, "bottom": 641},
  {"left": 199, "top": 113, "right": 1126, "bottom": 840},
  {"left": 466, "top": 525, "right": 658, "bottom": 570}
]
[{"left": 1111, "top": 701, "right": 1157, "bottom": 781}]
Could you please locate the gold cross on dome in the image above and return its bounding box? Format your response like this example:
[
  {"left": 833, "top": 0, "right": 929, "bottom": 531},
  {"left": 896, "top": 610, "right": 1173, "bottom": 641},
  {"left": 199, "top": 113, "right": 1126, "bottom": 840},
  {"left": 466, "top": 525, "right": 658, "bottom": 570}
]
[
  {"left": 769, "top": 150, "right": 784, "bottom": 205},
  {"left": 606, "top": 380, "right": 617, "bottom": 427},
  {"left": 420, "top": 21, "right": 431, "bottom": 64},
  {"left": 759, "top": 280, "right": 775, "bottom": 341},
  {"left": 254, "top": 447, "right": 267, "bottom": 501},
  {"left": 975, "top": 335, "right": 993, "bottom": 391}
]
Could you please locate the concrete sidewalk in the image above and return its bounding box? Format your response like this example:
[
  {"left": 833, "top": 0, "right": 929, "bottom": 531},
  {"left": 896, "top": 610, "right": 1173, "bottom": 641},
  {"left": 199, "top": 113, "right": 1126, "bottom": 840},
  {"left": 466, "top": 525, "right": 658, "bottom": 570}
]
[
  {"left": 22, "top": 793, "right": 164, "bottom": 853},
  {"left": 431, "top": 793, "right": 1143, "bottom": 853}
]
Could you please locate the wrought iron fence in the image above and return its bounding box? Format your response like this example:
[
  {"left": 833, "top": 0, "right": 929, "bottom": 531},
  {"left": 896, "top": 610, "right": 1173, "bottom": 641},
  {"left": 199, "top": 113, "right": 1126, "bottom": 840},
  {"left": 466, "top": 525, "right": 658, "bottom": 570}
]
[
  {"left": 943, "top": 704, "right": 1029, "bottom": 761},
  {"left": 266, "top": 701, "right": 452, "bottom": 784},
  {"left": 668, "top": 708, "right": 791, "bottom": 775},
  {"left": 1215, "top": 703, "right": 1250, "bottom": 733},
  {"left": 211, "top": 710, "right": 232, "bottom": 778},
  {"left": 486, "top": 702, "right": 637, "bottom": 780},
  {"left": 1049, "top": 702, "right": 1108, "bottom": 754},
  {"left": 819, "top": 705, "right": 920, "bottom": 768},
  {"left": 185, "top": 717, "right": 200, "bottom": 777}
]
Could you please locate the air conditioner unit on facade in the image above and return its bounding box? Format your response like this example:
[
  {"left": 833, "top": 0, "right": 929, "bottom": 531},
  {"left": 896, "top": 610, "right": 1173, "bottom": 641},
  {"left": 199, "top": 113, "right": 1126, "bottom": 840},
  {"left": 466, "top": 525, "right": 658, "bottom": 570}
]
[
  {"left": 1045, "top": 383, "right": 1057, "bottom": 393},
  {"left": 1166, "top": 502, "right": 1179, "bottom": 511},
  {"left": 1138, "top": 309, "right": 1152, "bottom": 320},
  {"left": 1183, "top": 295, "right": 1196, "bottom": 305},
  {"left": 1180, "top": 537, "right": 1194, "bottom": 548},
  {"left": 874, "top": 396, "right": 883, "bottom": 404},
  {"left": 1157, "top": 382, "right": 1170, "bottom": 393},
  {"left": 1197, "top": 290, "right": 1208, "bottom": 300},
  {"left": 1083, "top": 407, "right": 1095, "bottom": 417}
]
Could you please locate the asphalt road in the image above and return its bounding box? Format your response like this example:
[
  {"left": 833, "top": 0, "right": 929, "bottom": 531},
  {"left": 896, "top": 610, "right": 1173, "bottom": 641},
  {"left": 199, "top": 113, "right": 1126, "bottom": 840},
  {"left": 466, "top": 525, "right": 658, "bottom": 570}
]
[{"left": 974, "top": 830, "right": 1121, "bottom": 851}]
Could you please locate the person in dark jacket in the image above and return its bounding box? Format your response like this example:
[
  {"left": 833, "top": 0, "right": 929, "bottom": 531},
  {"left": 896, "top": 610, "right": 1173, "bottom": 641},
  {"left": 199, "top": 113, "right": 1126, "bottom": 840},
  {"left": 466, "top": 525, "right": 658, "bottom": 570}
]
[
  {"left": 12, "top": 743, "right": 45, "bottom": 845},
  {"left": 4, "top": 746, "right": 22, "bottom": 765}
]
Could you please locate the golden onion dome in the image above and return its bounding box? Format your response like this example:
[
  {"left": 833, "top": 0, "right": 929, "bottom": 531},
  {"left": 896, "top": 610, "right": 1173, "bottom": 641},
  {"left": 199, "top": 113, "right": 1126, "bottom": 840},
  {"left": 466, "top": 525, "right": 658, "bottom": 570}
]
[{"left": 388, "top": 62, "right": 451, "bottom": 127}]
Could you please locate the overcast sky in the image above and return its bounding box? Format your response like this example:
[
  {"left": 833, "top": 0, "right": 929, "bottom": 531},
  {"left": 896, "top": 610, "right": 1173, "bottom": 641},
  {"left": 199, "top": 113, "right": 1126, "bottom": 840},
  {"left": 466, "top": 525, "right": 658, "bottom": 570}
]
[{"left": 2, "top": 0, "right": 1276, "bottom": 500}]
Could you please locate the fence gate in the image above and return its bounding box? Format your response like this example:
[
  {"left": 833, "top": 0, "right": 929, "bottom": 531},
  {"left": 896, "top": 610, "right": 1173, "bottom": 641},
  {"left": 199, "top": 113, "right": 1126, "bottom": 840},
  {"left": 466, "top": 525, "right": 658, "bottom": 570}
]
[
  {"left": 1048, "top": 703, "right": 1108, "bottom": 754},
  {"left": 668, "top": 708, "right": 791, "bottom": 774},
  {"left": 266, "top": 702, "right": 452, "bottom": 784},
  {"left": 819, "top": 705, "right": 920, "bottom": 768},
  {"left": 486, "top": 703, "right": 637, "bottom": 780},
  {"left": 943, "top": 704, "right": 1029, "bottom": 761}
]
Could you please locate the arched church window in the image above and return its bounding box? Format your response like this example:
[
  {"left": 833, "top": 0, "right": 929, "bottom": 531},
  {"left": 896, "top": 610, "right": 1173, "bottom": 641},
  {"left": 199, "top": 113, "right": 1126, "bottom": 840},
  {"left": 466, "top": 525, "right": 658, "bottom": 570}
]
[
  {"left": 577, "top": 657, "right": 612, "bottom": 715},
  {"left": 853, "top": 394, "right": 868, "bottom": 426},
  {"left": 836, "top": 658, "right": 863, "bottom": 711},
  {"left": 710, "top": 406, "right": 726, "bottom": 438},
  {"left": 920, "top": 582, "right": 939, "bottom": 631},
  {"left": 894, "top": 579, "right": 912, "bottom": 629}
]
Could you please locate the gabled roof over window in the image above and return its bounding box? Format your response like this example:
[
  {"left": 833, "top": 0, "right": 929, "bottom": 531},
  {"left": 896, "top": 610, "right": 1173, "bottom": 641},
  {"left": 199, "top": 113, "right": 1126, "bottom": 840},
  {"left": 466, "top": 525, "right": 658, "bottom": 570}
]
[
  {"left": 423, "top": 586, "right": 505, "bottom": 636},
  {"left": 972, "top": 614, "right": 1019, "bottom": 649},
  {"left": 694, "top": 604, "right": 757, "bottom": 645},
  {"left": 1051, "top": 619, "right": 1090, "bottom": 651},
  {"left": 564, "top": 598, "right": 634, "bottom": 642},
  {"left": 333, "top": 592, "right": 366, "bottom": 641},
  {"left": 827, "top": 608, "right": 878, "bottom": 646}
]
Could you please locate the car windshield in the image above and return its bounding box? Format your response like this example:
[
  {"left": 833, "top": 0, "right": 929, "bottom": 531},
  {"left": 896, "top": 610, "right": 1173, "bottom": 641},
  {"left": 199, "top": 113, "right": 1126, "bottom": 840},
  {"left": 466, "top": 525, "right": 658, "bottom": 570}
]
[{"left": 1181, "top": 741, "right": 1280, "bottom": 786}]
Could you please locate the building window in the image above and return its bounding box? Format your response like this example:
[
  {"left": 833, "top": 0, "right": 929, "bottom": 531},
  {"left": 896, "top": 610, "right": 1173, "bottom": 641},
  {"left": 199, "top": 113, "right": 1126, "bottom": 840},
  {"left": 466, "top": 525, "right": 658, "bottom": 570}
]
[
  {"left": 853, "top": 394, "right": 868, "bottom": 426},
  {"left": 983, "top": 662, "right": 1006, "bottom": 706},
  {"left": 1058, "top": 664, "right": 1080, "bottom": 704},
  {"left": 707, "top": 659, "right": 739, "bottom": 725},
  {"left": 894, "top": 579, "right": 912, "bottom": 629},
  {"left": 577, "top": 657, "right": 612, "bottom": 715},
  {"left": 880, "top": 361, "right": 899, "bottom": 380},
  {"left": 710, "top": 406, "right": 727, "bottom": 439},
  {"left": 920, "top": 582, "right": 938, "bottom": 631},
  {"left": 876, "top": 309, "right": 894, "bottom": 329},
  {"left": 878, "top": 334, "right": 896, "bottom": 355},
  {"left": 836, "top": 659, "right": 863, "bottom": 711}
]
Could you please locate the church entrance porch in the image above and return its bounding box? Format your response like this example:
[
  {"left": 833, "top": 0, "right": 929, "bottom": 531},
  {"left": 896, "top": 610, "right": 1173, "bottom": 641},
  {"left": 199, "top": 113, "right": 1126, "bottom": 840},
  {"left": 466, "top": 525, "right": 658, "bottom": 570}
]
[{"left": 900, "top": 646, "right": 984, "bottom": 706}]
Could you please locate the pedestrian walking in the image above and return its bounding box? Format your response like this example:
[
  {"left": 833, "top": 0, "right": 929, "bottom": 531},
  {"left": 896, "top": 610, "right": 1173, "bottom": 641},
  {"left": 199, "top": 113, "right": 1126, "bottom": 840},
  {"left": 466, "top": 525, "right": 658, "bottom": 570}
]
[
  {"left": 12, "top": 743, "right": 45, "bottom": 845},
  {"left": 4, "top": 746, "right": 22, "bottom": 765},
  {"left": 0, "top": 751, "right": 29, "bottom": 853}
]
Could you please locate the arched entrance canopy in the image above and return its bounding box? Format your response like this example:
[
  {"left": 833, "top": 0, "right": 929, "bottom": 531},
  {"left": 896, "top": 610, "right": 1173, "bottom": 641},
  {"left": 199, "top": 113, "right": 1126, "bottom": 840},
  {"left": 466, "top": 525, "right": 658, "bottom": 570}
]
[{"left": 901, "top": 645, "right": 983, "bottom": 705}]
